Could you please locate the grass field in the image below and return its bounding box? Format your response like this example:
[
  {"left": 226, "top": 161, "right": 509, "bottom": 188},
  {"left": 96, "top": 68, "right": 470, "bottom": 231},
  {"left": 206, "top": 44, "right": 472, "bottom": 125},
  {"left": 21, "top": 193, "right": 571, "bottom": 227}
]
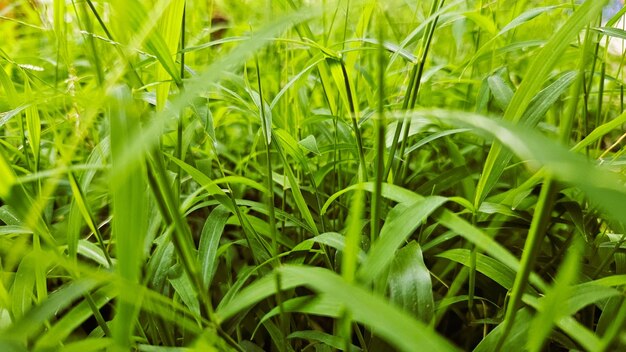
[{"left": 1, "top": 0, "right": 626, "bottom": 351}]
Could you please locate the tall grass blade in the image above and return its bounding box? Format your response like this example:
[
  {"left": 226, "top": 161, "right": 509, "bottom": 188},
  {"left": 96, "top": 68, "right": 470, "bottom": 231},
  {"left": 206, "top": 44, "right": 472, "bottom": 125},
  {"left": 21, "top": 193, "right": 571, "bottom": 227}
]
[{"left": 109, "top": 86, "right": 149, "bottom": 351}]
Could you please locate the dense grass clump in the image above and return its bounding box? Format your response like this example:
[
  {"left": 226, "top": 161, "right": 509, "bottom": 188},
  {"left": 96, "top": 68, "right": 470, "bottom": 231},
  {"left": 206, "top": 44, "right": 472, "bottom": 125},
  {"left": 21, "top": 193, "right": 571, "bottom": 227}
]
[{"left": 1, "top": 0, "right": 626, "bottom": 350}]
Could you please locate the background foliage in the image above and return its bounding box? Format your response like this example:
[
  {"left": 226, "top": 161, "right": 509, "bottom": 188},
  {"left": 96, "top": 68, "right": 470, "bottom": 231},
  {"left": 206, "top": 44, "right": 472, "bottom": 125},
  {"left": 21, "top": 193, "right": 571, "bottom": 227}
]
[{"left": 1, "top": 0, "right": 626, "bottom": 350}]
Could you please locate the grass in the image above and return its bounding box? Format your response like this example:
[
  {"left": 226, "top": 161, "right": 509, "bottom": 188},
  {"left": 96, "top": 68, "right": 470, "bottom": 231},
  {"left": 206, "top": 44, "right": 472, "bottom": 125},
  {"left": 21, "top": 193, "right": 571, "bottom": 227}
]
[{"left": 1, "top": 0, "right": 626, "bottom": 350}]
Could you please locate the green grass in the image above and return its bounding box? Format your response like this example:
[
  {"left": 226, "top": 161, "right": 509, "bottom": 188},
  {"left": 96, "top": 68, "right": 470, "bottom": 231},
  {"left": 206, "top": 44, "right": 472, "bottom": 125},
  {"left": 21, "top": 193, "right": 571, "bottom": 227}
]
[{"left": 1, "top": 0, "right": 626, "bottom": 350}]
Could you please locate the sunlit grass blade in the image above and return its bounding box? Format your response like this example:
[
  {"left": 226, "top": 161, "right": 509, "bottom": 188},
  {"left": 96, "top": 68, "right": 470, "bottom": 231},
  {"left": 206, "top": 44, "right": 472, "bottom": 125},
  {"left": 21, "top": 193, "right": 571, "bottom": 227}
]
[
  {"left": 109, "top": 86, "right": 149, "bottom": 351},
  {"left": 23, "top": 78, "right": 40, "bottom": 170},
  {"left": 0, "top": 150, "right": 16, "bottom": 198},
  {"left": 155, "top": 0, "right": 185, "bottom": 111}
]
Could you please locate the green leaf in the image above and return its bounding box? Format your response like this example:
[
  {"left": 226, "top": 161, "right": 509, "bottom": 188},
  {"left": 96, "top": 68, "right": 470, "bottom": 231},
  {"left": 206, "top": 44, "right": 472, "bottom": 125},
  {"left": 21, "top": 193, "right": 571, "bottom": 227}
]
[
  {"left": 573, "top": 109, "right": 626, "bottom": 152},
  {"left": 498, "top": 6, "right": 562, "bottom": 35},
  {"left": 10, "top": 252, "right": 38, "bottom": 319},
  {"left": 77, "top": 240, "right": 113, "bottom": 268},
  {"left": 198, "top": 205, "right": 230, "bottom": 289},
  {"left": 273, "top": 134, "right": 320, "bottom": 236},
  {"left": 487, "top": 73, "right": 514, "bottom": 111},
  {"left": 0, "top": 151, "right": 16, "bottom": 199},
  {"left": 593, "top": 26, "right": 626, "bottom": 40},
  {"left": 322, "top": 182, "right": 537, "bottom": 290},
  {"left": 343, "top": 187, "right": 364, "bottom": 284},
  {"left": 388, "top": 242, "right": 435, "bottom": 323},
  {"left": 357, "top": 196, "right": 448, "bottom": 283},
  {"left": 68, "top": 172, "right": 110, "bottom": 265},
  {"left": 288, "top": 330, "right": 361, "bottom": 351},
  {"left": 474, "top": 309, "right": 533, "bottom": 352},
  {"left": 166, "top": 155, "right": 228, "bottom": 196},
  {"left": 169, "top": 265, "right": 200, "bottom": 316},
  {"left": 247, "top": 89, "right": 272, "bottom": 145},
  {"left": 298, "top": 135, "right": 321, "bottom": 156},
  {"left": 522, "top": 295, "right": 601, "bottom": 351},
  {"left": 403, "top": 128, "right": 471, "bottom": 156}
]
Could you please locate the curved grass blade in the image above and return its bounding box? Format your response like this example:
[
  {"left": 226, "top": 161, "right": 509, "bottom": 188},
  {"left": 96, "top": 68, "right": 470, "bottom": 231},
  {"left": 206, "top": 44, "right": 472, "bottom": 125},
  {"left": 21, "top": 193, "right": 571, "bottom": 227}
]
[
  {"left": 256, "top": 295, "right": 343, "bottom": 332},
  {"left": 217, "top": 265, "right": 460, "bottom": 352},
  {"left": 437, "top": 249, "right": 518, "bottom": 291},
  {"left": 291, "top": 232, "right": 367, "bottom": 263},
  {"left": 0, "top": 279, "right": 99, "bottom": 343},
  {"left": 420, "top": 109, "right": 626, "bottom": 230},
  {"left": 357, "top": 196, "right": 447, "bottom": 283},
  {"left": 199, "top": 205, "right": 230, "bottom": 289},
  {"left": 474, "top": 0, "right": 607, "bottom": 207}
]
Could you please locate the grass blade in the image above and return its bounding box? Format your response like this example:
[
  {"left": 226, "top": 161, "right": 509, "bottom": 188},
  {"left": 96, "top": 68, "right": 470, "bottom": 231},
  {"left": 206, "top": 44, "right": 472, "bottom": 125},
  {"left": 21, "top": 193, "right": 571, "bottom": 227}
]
[{"left": 109, "top": 86, "right": 149, "bottom": 350}]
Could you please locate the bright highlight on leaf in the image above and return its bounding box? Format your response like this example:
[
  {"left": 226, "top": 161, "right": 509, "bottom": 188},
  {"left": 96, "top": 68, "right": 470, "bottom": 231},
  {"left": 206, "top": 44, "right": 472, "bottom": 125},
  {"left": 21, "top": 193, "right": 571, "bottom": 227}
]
[{"left": 0, "top": 153, "right": 15, "bottom": 198}]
